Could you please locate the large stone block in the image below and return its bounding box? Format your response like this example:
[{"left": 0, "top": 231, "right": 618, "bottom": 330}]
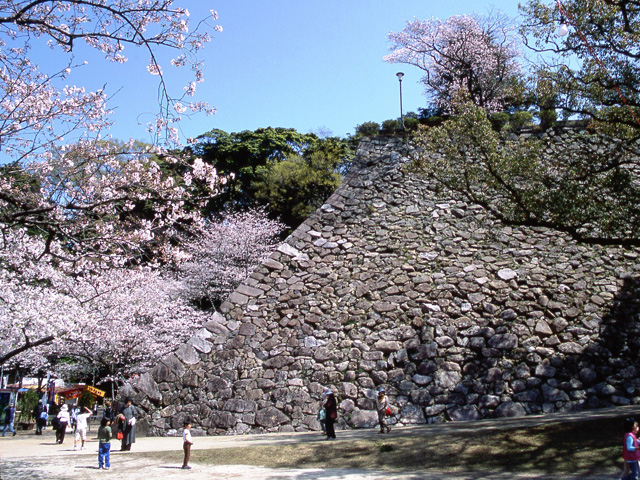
[
  {"left": 255, "top": 407, "right": 290, "bottom": 428},
  {"left": 175, "top": 345, "right": 200, "bottom": 365},
  {"left": 495, "top": 401, "right": 527, "bottom": 418},
  {"left": 349, "top": 409, "right": 378, "bottom": 428},
  {"left": 134, "top": 372, "right": 162, "bottom": 402},
  {"left": 224, "top": 398, "right": 257, "bottom": 413},
  {"left": 400, "top": 404, "right": 427, "bottom": 424}
]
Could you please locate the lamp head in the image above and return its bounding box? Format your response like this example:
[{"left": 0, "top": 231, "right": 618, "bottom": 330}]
[
  {"left": 396, "top": 72, "right": 404, "bottom": 81},
  {"left": 557, "top": 22, "right": 569, "bottom": 36}
]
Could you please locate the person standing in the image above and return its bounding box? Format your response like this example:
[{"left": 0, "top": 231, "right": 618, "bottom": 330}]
[
  {"left": 317, "top": 402, "right": 326, "bottom": 435},
  {"left": 182, "top": 421, "right": 193, "bottom": 470},
  {"left": 322, "top": 387, "right": 337, "bottom": 441},
  {"left": 97, "top": 418, "right": 112, "bottom": 470},
  {"left": 119, "top": 397, "right": 137, "bottom": 451},
  {"left": 102, "top": 400, "right": 115, "bottom": 423},
  {"left": 2, "top": 403, "right": 16, "bottom": 437},
  {"left": 622, "top": 417, "right": 640, "bottom": 480},
  {"left": 73, "top": 406, "right": 92, "bottom": 451},
  {"left": 33, "top": 399, "right": 47, "bottom": 435},
  {"left": 376, "top": 387, "right": 391, "bottom": 434},
  {"left": 69, "top": 404, "right": 80, "bottom": 432},
  {"left": 55, "top": 404, "right": 70, "bottom": 444}
]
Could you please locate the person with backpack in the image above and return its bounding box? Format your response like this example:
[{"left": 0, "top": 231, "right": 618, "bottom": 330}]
[
  {"left": 69, "top": 404, "right": 80, "bottom": 432},
  {"left": 33, "top": 399, "right": 48, "bottom": 435},
  {"left": 102, "top": 400, "right": 115, "bottom": 423}
]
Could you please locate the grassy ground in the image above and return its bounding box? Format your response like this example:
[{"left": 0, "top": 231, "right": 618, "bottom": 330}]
[{"left": 136, "top": 416, "right": 626, "bottom": 477}]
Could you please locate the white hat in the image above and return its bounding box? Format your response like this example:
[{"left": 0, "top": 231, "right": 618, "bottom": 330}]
[
  {"left": 61, "top": 404, "right": 68, "bottom": 410},
  {"left": 323, "top": 387, "right": 332, "bottom": 396}
]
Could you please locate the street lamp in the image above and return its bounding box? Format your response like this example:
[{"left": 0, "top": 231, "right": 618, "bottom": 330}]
[
  {"left": 556, "top": 0, "right": 569, "bottom": 36},
  {"left": 557, "top": 18, "right": 569, "bottom": 36},
  {"left": 396, "top": 72, "right": 404, "bottom": 130}
]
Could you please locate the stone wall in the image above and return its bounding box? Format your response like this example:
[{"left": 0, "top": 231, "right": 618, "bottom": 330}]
[{"left": 123, "top": 132, "right": 640, "bottom": 437}]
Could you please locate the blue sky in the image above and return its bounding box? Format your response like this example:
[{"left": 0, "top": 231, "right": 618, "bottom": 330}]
[{"left": 47, "top": 1, "right": 523, "bottom": 143}]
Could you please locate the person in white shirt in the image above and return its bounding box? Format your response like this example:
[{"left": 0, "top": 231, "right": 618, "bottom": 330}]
[
  {"left": 182, "top": 421, "right": 194, "bottom": 470},
  {"left": 55, "top": 404, "right": 70, "bottom": 444},
  {"left": 73, "top": 406, "right": 92, "bottom": 451}
]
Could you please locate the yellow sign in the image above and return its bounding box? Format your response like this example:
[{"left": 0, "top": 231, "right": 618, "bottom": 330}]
[{"left": 85, "top": 385, "right": 106, "bottom": 398}]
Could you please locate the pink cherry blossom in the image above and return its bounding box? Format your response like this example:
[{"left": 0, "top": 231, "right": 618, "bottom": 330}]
[
  {"left": 0, "top": 2, "right": 231, "bottom": 382},
  {"left": 385, "top": 14, "right": 521, "bottom": 113}
]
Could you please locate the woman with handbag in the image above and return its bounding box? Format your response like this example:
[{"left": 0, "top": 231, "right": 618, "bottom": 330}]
[
  {"left": 376, "top": 387, "right": 391, "bottom": 434},
  {"left": 322, "top": 387, "right": 337, "bottom": 440},
  {"left": 119, "top": 397, "right": 137, "bottom": 451}
]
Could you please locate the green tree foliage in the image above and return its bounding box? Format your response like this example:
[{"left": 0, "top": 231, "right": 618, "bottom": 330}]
[
  {"left": 381, "top": 119, "right": 401, "bottom": 134},
  {"left": 190, "top": 127, "right": 320, "bottom": 212},
  {"left": 520, "top": 0, "right": 640, "bottom": 132},
  {"left": 17, "top": 388, "right": 39, "bottom": 422},
  {"left": 190, "top": 128, "right": 352, "bottom": 228},
  {"left": 406, "top": 2, "right": 640, "bottom": 248},
  {"left": 253, "top": 140, "right": 346, "bottom": 229},
  {"left": 0, "top": 162, "right": 42, "bottom": 234},
  {"left": 78, "top": 390, "right": 94, "bottom": 410},
  {"left": 355, "top": 121, "right": 381, "bottom": 136},
  {"left": 411, "top": 101, "right": 640, "bottom": 246}
]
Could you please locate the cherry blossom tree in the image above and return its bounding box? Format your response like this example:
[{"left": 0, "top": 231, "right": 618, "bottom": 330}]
[
  {"left": 0, "top": 259, "right": 209, "bottom": 381},
  {"left": 0, "top": 2, "right": 227, "bottom": 262},
  {"left": 0, "top": 226, "right": 82, "bottom": 366},
  {"left": 0, "top": 1, "right": 229, "bottom": 380},
  {"left": 385, "top": 13, "right": 522, "bottom": 113},
  {"left": 0, "top": 207, "right": 286, "bottom": 382},
  {"left": 0, "top": 2, "right": 224, "bottom": 266},
  {"left": 0, "top": 0, "right": 219, "bottom": 148},
  {"left": 53, "top": 268, "right": 209, "bottom": 382},
  {"left": 176, "top": 208, "right": 285, "bottom": 309}
]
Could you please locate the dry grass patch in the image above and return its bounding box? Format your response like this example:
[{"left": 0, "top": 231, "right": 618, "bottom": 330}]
[{"left": 137, "top": 416, "right": 626, "bottom": 476}]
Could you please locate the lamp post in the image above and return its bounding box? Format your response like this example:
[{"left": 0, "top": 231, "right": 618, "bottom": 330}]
[{"left": 396, "top": 72, "right": 404, "bottom": 130}]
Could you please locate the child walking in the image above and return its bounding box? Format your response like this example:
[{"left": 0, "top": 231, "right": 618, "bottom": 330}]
[
  {"left": 73, "top": 405, "right": 92, "bottom": 451},
  {"left": 622, "top": 417, "right": 640, "bottom": 480},
  {"left": 98, "top": 418, "right": 112, "bottom": 470},
  {"left": 182, "top": 421, "right": 193, "bottom": 470}
]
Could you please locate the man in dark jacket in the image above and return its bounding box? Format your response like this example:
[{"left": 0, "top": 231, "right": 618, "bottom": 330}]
[
  {"left": 102, "top": 400, "right": 115, "bottom": 423},
  {"left": 33, "top": 399, "right": 47, "bottom": 435}
]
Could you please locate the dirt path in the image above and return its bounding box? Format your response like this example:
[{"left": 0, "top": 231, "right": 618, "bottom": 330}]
[{"left": 2, "top": 406, "right": 633, "bottom": 480}]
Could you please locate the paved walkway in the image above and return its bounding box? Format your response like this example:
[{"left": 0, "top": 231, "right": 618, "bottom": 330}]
[{"left": 2, "top": 405, "right": 635, "bottom": 480}]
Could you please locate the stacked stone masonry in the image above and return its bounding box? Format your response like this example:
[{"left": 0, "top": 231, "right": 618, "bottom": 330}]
[{"left": 124, "top": 131, "right": 640, "bottom": 437}]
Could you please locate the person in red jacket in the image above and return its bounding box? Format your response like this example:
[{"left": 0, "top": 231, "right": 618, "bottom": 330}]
[{"left": 622, "top": 417, "right": 640, "bottom": 480}]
